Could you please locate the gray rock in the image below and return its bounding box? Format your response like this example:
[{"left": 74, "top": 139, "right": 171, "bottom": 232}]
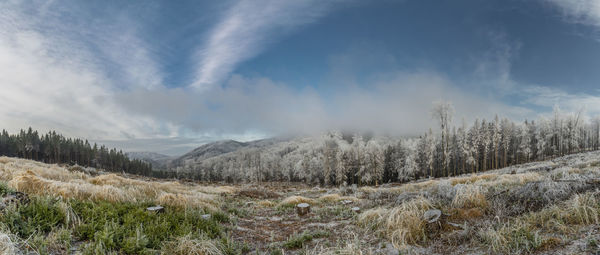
[
  {"left": 424, "top": 209, "right": 441, "bottom": 223},
  {"left": 146, "top": 206, "right": 164, "bottom": 213}
]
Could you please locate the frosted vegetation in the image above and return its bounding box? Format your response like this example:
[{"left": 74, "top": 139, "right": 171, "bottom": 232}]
[
  {"left": 171, "top": 105, "right": 600, "bottom": 186},
  {"left": 0, "top": 145, "right": 600, "bottom": 253},
  {"left": 354, "top": 150, "right": 600, "bottom": 253}
]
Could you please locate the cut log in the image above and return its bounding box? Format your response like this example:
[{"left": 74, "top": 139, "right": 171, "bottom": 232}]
[
  {"left": 146, "top": 206, "right": 164, "bottom": 213},
  {"left": 296, "top": 203, "right": 310, "bottom": 216}
]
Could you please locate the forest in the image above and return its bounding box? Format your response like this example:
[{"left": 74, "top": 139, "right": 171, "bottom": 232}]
[
  {"left": 2, "top": 104, "right": 599, "bottom": 187},
  {"left": 0, "top": 128, "right": 152, "bottom": 176},
  {"left": 170, "top": 104, "right": 600, "bottom": 185}
]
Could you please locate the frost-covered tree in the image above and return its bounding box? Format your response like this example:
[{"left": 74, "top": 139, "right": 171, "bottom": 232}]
[
  {"left": 364, "top": 140, "right": 384, "bottom": 185},
  {"left": 518, "top": 121, "right": 532, "bottom": 163},
  {"left": 431, "top": 101, "right": 454, "bottom": 176}
]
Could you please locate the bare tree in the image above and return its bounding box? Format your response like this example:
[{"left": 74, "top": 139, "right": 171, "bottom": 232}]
[{"left": 431, "top": 101, "right": 454, "bottom": 176}]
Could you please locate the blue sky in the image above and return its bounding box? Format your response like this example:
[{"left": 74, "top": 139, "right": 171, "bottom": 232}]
[{"left": 2, "top": 0, "right": 600, "bottom": 155}]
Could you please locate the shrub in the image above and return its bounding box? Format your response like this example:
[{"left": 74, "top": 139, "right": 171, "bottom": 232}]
[
  {"left": 278, "top": 196, "right": 314, "bottom": 207},
  {"left": 160, "top": 234, "right": 222, "bottom": 255},
  {"left": 1, "top": 197, "right": 66, "bottom": 237},
  {"left": 358, "top": 197, "right": 432, "bottom": 248},
  {"left": 283, "top": 230, "right": 330, "bottom": 249}
]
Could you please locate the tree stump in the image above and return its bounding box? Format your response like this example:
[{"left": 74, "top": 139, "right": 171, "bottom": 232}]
[
  {"left": 146, "top": 205, "right": 164, "bottom": 213},
  {"left": 296, "top": 203, "right": 310, "bottom": 216}
]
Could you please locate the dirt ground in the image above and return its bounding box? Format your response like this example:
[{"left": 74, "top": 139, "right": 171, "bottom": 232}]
[{"left": 219, "top": 183, "right": 386, "bottom": 254}]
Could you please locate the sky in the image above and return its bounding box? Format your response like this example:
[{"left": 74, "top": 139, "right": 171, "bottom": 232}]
[{"left": 2, "top": 0, "right": 600, "bottom": 155}]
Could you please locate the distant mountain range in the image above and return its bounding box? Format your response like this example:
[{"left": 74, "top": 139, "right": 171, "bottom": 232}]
[
  {"left": 125, "top": 151, "right": 173, "bottom": 170},
  {"left": 127, "top": 137, "right": 292, "bottom": 171}
]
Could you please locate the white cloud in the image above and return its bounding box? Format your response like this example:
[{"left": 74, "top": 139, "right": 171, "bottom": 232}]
[
  {"left": 544, "top": 0, "right": 600, "bottom": 26},
  {"left": 191, "top": 0, "right": 345, "bottom": 89},
  {"left": 118, "top": 71, "right": 537, "bottom": 140},
  {"left": 3, "top": 0, "right": 599, "bottom": 156},
  {"left": 0, "top": 1, "right": 171, "bottom": 139},
  {"left": 520, "top": 86, "right": 600, "bottom": 120}
]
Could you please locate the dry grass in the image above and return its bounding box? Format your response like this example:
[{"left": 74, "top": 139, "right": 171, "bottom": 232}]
[
  {"left": 358, "top": 197, "right": 432, "bottom": 248},
  {"left": 279, "top": 196, "right": 314, "bottom": 206},
  {"left": 360, "top": 179, "right": 440, "bottom": 197},
  {"left": 448, "top": 208, "right": 484, "bottom": 221},
  {"left": 479, "top": 172, "right": 544, "bottom": 188},
  {"left": 156, "top": 193, "right": 218, "bottom": 211},
  {"left": 450, "top": 173, "right": 498, "bottom": 186},
  {"left": 478, "top": 191, "right": 600, "bottom": 253},
  {"left": 0, "top": 157, "right": 11, "bottom": 164},
  {"left": 567, "top": 192, "right": 599, "bottom": 225},
  {"left": 451, "top": 184, "right": 488, "bottom": 209},
  {"left": 257, "top": 200, "right": 276, "bottom": 207},
  {"left": 309, "top": 235, "right": 367, "bottom": 255},
  {"left": 0, "top": 157, "right": 221, "bottom": 210},
  {"left": 317, "top": 193, "right": 359, "bottom": 203},
  {"left": 0, "top": 231, "right": 17, "bottom": 255},
  {"left": 161, "top": 234, "right": 222, "bottom": 255}
]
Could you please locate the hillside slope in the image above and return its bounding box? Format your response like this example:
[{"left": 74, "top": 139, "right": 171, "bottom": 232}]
[
  {"left": 168, "top": 136, "right": 293, "bottom": 169},
  {"left": 126, "top": 151, "right": 172, "bottom": 170}
]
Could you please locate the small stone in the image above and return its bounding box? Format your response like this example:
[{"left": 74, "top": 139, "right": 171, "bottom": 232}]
[
  {"left": 201, "top": 214, "right": 211, "bottom": 220},
  {"left": 424, "top": 209, "right": 442, "bottom": 223},
  {"left": 341, "top": 200, "right": 353, "bottom": 205},
  {"left": 146, "top": 206, "right": 164, "bottom": 213},
  {"left": 351, "top": 207, "right": 361, "bottom": 213}
]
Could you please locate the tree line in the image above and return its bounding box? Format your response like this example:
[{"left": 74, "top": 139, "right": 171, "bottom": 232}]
[
  {"left": 0, "top": 127, "right": 152, "bottom": 175},
  {"left": 171, "top": 104, "right": 600, "bottom": 185}
]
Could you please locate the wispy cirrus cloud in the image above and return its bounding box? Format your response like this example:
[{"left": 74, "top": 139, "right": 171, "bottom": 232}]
[
  {"left": 0, "top": 0, "right": 170, "bottom": 140},
  {"left": 191, "top": 0, "right": 347, "bottom": 89}
]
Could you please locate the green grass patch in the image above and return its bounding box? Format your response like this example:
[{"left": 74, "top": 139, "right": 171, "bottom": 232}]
[
  {"left": 0, "top": 192, "right": 235, "bottom": 255},
  {"left": 283, "top": 230, "right": 330, "bottom": 249}
]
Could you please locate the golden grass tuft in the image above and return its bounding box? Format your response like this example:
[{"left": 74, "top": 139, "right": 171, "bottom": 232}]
[
  {"left": 358, "top": 197, "right": 432, "bottom": 248},
  {"left": 257, "top": 200, "right": 276, "bottom": 207},
  {"left": 360, "top": 179, "right": 439, "bottom": 195},
  {"left": 537, "top": 237, "right": 562, "bottom": 251},
  {"left": 308, "top": 235, "right": 364, "bottom": 255},
  {"left": 157, "top": 193, "right": 218, "bottom": 211},
  {"left": 567, "top": 192, "right": 599, "bottom": 225},
  {"left": 279, "top": 196, "right": 314, "bottom": 206},
  {"left": 0, "top": 157, "right": 11, "bottom": 164},
  {"left": 317, "top": 193, "right": 360, "bottom": 203},
  {"left": 481, "top": 172, "right": 543, "bottom": 188},
  {"left": 449, "top": 208, "right": 484, "bottom": 221},
  {"left": 450, "top": 173, "right": 498, "bottom": 186},
  {"left": 161, "top": 234, "right": 223, "bottom": 255},
  {"left": 451, "top": 185, "right": 488, "bottom": 209},
  {"left": 195, "top": 185, "right": 237, "bottom": 194},
  {"left": 479, "top": 191, "right": 600, "bottom": 253},
  {"left": 0, "top": 157, "right": 221, "bottom": 210}
]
